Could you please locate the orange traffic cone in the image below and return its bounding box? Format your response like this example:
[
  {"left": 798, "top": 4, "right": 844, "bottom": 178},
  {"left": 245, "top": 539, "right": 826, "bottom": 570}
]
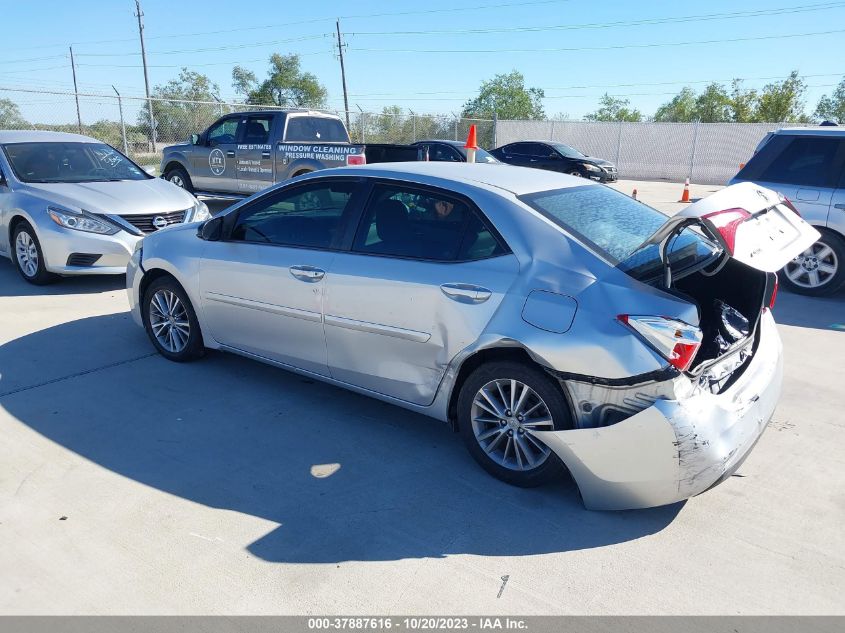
[
  {"left": 679, "top": 178, "right": 691, "bottom": 203},
  {"left": 632, "top": 188, "right": 638, "bottom": 200},
  {"left": 465, "top": 124, "right": 478, "bottom": 163}
]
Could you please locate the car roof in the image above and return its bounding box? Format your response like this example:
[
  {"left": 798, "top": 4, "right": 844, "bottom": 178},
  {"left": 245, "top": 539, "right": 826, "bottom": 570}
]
[
  {"left": 221, "top": 109, "right": 342, "bottom": 119},
  {"left": 319, "top": 161, "right": 588, "bottom": 195},
  {"left": 772, "top": 127, "right": 845, "bottom": 137},
  {"left": 414, "top": 139, "right": 464, "bottom": 146},
  {"left": 0, "top": 130, "right": 104, "bottom": 144}
]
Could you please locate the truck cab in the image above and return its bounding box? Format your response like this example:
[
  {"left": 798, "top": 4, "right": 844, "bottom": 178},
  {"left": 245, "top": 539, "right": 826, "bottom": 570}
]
[{"left": 161, "top": 110, "right": 363, "bottom": 197}]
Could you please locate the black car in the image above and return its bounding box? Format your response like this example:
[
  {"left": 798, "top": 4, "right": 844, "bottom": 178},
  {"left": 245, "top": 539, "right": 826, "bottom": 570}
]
[
  {"left": 490, "top": 141, "right": 617, "bottom": 182},
  {"left": 411, "top": 140, "right": 499, "bottom": 163}
]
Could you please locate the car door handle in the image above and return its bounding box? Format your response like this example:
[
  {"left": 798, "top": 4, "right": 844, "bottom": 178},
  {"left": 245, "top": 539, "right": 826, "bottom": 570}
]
[
  {"left": 440, "top": 283, "right": 492, "bottom": 304},
  {"left": 835, "top": 203, "right": 845, "bottom": 210},
  {"left": 289, "top": 265, "right": 325, "bottom": 282},
  {"left": 226, "top": 150, "right": 235, "bottom": 157},
  {"left": 261, "top": 151, "right": 271, "bottom": 158}
]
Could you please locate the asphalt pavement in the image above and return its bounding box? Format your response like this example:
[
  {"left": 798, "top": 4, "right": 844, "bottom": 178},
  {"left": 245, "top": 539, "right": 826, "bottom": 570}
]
[{"left": 0, "top": 181, "right": 843, "bottom": 615}]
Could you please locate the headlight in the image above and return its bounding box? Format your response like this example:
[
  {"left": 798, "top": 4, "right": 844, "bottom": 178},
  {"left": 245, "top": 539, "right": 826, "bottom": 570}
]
[
  {"left": 581, "top": 163, "right": 602, "bottom": 172},
  {"left": 189, "top": 200, "right": 211, "bottom": 223},
  {"left": 47, "top": 206, "right": 119, "bottom": 235}
]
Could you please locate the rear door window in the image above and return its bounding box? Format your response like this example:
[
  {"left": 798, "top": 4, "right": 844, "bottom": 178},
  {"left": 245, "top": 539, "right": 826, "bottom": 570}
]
[
  {"left": 352, "top": 183, "right": 508, "bottom": 262},
  {"left": 739, "top": 135, "right": 845, "bottom": 188}
]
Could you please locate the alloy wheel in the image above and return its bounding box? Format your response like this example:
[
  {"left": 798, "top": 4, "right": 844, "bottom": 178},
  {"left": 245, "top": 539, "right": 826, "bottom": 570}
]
[
  {"left": 148, "top": 289, "right": 191, "bottom": 353},
  {"left": 470, "top": 379, "right": 555, "bottom": 472},
  {"left": 15, "top": 230, "right": 39, "bottom": 278},
  {"left": 784, "top": 240, "right": 839, "bottom": 289}
]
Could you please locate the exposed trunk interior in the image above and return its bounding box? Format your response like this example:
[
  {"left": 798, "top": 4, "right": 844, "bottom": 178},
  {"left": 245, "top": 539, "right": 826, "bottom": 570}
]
[{"left": 673, "top": 258, "right": 768, "bottom": 391}]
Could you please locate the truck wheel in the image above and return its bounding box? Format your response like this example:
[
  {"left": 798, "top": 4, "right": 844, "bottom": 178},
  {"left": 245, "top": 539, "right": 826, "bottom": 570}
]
[{"left": 164, "top": 166, "right": 194, "bottom": 193}]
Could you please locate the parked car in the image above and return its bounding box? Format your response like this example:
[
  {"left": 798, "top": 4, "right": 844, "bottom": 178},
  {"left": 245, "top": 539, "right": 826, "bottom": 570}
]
[
  {"left": 411, "top": 140, "right": 500, "bottom": 163},
  {"left": 128, "top": 163, "right": 817, "bottom": 510},
  {"left": 0, "top": 131, "right": 208, "bottom": 284},
  {"left": 730, "top": 127, "right": 845, "bottom": 296},
  {"left": 161, "top": 110, "right": 366, "bottom": 197},
  {"left": 490, "top": 141, "right": 617, "bottom": 181}
]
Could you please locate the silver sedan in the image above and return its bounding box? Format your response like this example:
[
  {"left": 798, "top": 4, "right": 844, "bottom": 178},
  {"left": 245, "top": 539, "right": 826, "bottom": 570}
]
[
  {"left": 127, "top": 162, "right": 818, "bottom": 510},
  {"left": 0, "top": 131, "right": 209, "bottom": 284}
]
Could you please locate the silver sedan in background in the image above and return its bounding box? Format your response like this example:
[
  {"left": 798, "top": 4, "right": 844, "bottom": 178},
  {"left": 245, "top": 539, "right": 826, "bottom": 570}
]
[
  {"left": 127, "top": 162, "right": 818, "bottom": 510},
  {"left": 0, "top": 131, "right": 209, "bottom": 284}
]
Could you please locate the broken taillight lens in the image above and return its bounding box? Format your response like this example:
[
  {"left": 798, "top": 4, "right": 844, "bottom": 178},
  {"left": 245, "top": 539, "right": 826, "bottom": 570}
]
[
  {"left": 701, "top": 207, "right": 751, "bottom": 255},
  {"left": 618, "top": 314, "right": 703, "bottom": 372},
  {"left": 346, "top": 153, "right": 366, "bottom": 166}
]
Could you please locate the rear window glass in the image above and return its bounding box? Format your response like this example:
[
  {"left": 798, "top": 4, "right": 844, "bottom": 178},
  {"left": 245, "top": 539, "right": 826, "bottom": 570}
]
[
  {"left": 519, "top": 185, "right": 720, "bottom": 280},
  {"left": 737, "top": 134, "right": 845, "bottom": 188},
  {"left": 284, "top": 116, "right": 350, "bottom": 143}
]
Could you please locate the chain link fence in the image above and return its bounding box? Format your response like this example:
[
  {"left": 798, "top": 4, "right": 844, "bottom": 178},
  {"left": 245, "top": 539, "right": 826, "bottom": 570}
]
[
  {"left": 0, "top": 87, "right": 496, "bottom": 170},
  {"left": 1, "top": 86, "right": 819, "bottom": 184},
  {"left": 496, "top": 118, "right": 819, "bottom": 185}
]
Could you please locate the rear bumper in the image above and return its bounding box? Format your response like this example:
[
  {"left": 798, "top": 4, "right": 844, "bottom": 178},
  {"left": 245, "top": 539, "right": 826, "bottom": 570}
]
[{"left": 534, "top": 310, "right": 783, "bottom": 510}]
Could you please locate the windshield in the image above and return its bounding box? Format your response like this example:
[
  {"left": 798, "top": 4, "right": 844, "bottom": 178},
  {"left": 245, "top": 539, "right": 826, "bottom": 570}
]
[
  {"left": 551, "top": 143, "right": 587, "bottom": 159},
  {"left": 284, "top": 116, "right": 350, "bottom": 143},
  {"left": 519, "top": 185, "right": 721, "bottom": 281},
  {"left": 3, "top": 142, "right": 149, "bottom": 184},
  {"left": 456, "top": 146, "right": 499, "bottom": 163}
]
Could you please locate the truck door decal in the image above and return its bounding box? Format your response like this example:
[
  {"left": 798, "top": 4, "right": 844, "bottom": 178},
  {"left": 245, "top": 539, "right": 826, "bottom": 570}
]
[{"left": 209, "top": 149, "right": 226, "bottom": 176}]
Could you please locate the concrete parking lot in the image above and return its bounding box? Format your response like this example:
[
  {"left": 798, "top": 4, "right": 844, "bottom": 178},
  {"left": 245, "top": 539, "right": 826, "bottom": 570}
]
[{"left": 1, "top": 180, "right": 843, "bottom": 615}]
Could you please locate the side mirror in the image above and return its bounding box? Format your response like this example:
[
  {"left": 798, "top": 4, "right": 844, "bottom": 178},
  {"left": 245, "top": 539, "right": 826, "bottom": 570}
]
[
  {"left": 198, "top": 216, "right": 224, "bottom": 241},
  {"left": 190, "top": 133, "right": 200, "bottom": 145}
]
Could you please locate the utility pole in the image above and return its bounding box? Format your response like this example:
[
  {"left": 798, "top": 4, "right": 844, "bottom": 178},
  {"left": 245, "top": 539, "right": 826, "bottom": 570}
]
[
  {"left": 135, "top": 0, "right": 157, "bottom": 150},
  {"left": 69, "top": 46, "right": 82, "bottom": 134},
  {"left": 335, "top": 20, "right": 350, "bottom": 129}
]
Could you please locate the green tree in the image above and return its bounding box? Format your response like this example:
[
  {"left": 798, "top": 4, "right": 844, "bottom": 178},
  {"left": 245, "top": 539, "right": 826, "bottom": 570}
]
[
  {"left": 755, "top": 71, "right": 808, "bottom": 123},
  {"left": 138, "top": 68, "right": 221, "bottom": 142},
  {"left": 814, "top": 77, "right": 845, "bottom": 123},
  {"left": 694, "top": 83, "right": 732, "bottom": 122},
  {"left": 232, "top": 53, "right": 327, "bottom": 108},
  {"left": 0, "top": 98, "right": 28, "bottom": 129},
  {"left": 584, "top": 93, "right": 642, "bottom": 122},
  {"left": 728, "top": 79, "right": 759, "bottom": 122},
  {"left": 461, "top": 71, "right": 545, "bottom": 120},
  {"left": 653, "top": 87, "right": 697, "bottom": 122}
]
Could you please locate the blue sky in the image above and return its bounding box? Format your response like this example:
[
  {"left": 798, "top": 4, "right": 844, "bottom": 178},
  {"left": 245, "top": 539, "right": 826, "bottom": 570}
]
[{"left": 1, "top": 0, "right": 844, "bottom": 122}]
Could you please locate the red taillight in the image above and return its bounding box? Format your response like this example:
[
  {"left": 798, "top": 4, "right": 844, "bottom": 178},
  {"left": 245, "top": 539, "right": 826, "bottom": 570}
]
[
  {"left": 702, "top": 207, "right": 751, "bottom": 254},
  {"left": 346, "top": 153, "right": 366, "bottom": 166},
  {"left": 769, "top": 274, "right": 779, "bottom": 310},
  {"left": 618, "top": 314, "right": 703, "bottom": 372}
]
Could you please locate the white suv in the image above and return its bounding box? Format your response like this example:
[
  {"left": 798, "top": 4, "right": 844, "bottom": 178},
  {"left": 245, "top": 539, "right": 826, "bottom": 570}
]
[{"left": 730, "top": 127, "right": 845, "bottom": 296}]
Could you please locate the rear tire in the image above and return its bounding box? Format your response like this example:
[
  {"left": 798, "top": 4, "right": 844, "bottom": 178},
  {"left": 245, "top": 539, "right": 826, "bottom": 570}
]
[
  {"left": 164, "top": 166, "right": 194, "bottom": 194},
  {"left": 12, "top": 221, "right": 57, "bottom": 285},
  {"left": 457, "top": 361, "right": 572, "bottom": 487},
  {"left": 780, "top": 230, "right": 845, "bottom": 297},
  {"left": 142, "top": 276, "right": 205, "bottom": 362}
]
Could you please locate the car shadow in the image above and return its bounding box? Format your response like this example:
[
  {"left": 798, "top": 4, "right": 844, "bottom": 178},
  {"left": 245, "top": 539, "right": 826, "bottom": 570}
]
[
  {"left": 0, "top": 259, "right": 126, "bottom": 297},
  {"left": 772, "top": 289, "right": 845, "bottom": 331},
  {"left": 0, "top": 313, "right": 683, "bottom": 564}
]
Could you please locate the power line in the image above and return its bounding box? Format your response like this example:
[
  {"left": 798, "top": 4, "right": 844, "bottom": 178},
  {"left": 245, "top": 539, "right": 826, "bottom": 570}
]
[
  {"left": 77, "top": 49, "right": 331, "bottom": 69},
  {"left": 348, "top": 2, "right": 845, "bottom": 36},
  {"left": 75, "top": 34, "right": 332, "bottom": 57},
  {"left": 1, "top": 0, "right": 573, "bottom": 51},
  {"left": 350, "top": 28, "right": 845, "bottom": 54}
]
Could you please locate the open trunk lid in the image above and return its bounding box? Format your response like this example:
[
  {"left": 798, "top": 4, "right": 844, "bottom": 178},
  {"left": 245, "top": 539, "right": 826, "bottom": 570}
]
[{"left": 645, "top": 182, "right": 820, "bottom": 272}]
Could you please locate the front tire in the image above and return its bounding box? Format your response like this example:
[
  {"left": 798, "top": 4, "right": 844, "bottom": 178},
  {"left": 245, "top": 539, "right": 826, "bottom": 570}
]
[
  {"left": 457, "top": 361, "right": 572, "bottom": 487},
  {"left": 164, "top": 166, "right": 194, "bottom": 193},
  {"left": 12, "top": 221, "right": 57, "bottom": 285},
  {"left": 781, "top": 230, "right": 845, "bottom": 296},
  {"left": 142, "top": 276, "right": 205, "bottom": 362}
]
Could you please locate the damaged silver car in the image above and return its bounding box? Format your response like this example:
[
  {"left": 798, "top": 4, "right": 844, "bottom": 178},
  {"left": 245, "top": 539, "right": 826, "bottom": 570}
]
[{"left": 127, "top": 163, "right": 819, "bottom": 510}]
